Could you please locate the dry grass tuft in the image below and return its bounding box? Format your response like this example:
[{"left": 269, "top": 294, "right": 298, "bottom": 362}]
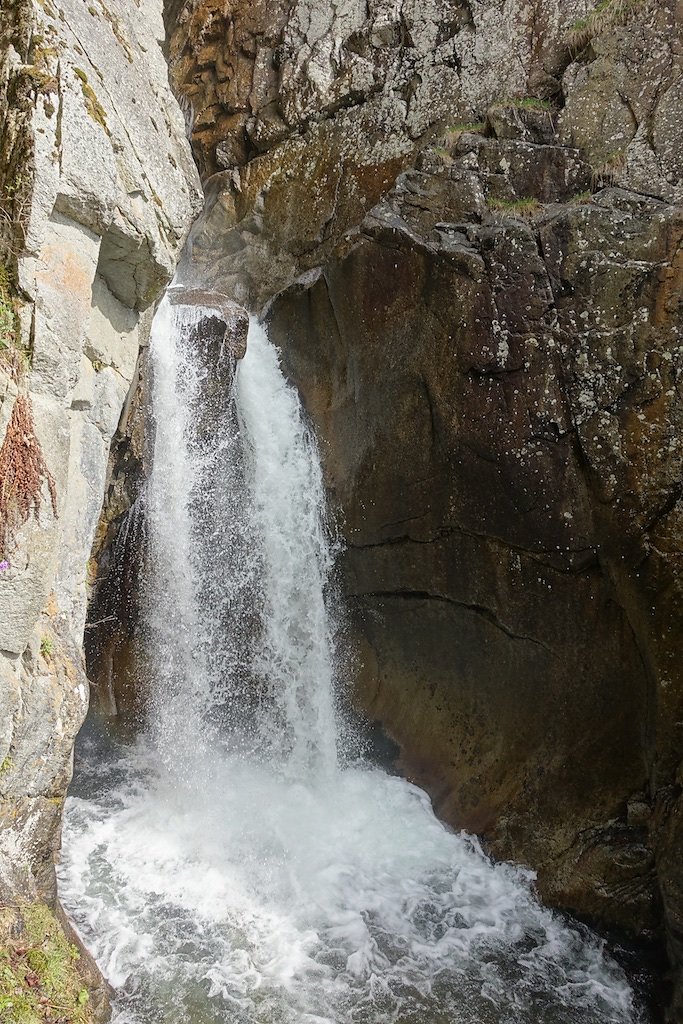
[
  {"left": 440, "top": 122, "right": 486, "bottom": 147},
  {"left": 568, "top": 0, "right": 644, "bottom": 54},
  {"left": 487, "top": 196, "right": 543, "bottom": 219}
]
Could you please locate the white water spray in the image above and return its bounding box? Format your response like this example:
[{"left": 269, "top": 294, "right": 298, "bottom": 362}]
[{"left": 59, "top": 298, "right": 646, "bottom": 1024}]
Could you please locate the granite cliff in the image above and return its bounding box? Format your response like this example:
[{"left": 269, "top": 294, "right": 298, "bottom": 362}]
[{"left": 0, "top": 0, "right": 199, "bottom": 1008}]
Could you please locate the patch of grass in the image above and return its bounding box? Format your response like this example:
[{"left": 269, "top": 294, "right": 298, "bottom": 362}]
[
  {"left": 494, "top": 96, "right": 552, "bottom": 113},
  {"left": 570, "top": 190, "right": 593, "bottom": 205},
  {"left": 592, "top": 149, "right": 626, "bottom": 188},
  {"left": 568, "top": 0, "right": 644, "bottom": 53},
  {"left": 429, "top": 146, "right": 454, "bottom": 166},
  {"left": 0, "top": 756, "right": 13, "bottom": 776},
  {"left": 0, "top": 905, "right": 93, "bottom": 1024},
  {"left": 441, "top": 121, "right": 486, "bottom": 146},
  {"left": 487, "top": 196, "right": 543, "bottom": 218},
  {"left": 39, "top": 636, "right": 53, "bottom": 658},
  {"left": 514, "top": 97, "right": 552, "bottom": 111}
]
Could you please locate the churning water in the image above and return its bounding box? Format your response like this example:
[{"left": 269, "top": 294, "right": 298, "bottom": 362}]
[{"left": 60, "top": 297, "right": 646, "bottom": 1024}]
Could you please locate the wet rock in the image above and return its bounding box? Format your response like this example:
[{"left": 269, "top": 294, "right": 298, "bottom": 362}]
[{"left": 167, "top": 286, "right": 249, "bottom": 360}]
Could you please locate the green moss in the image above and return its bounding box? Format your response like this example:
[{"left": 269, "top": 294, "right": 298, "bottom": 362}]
[
  {"left": 487, "top": 196, "right": 543, "bottom": 218},
  {"left": 0, "top": 263, "right": 27, "bottom": 380},
  {"left": 0, "top": 905, "right": 93, "bottom": 1024},
  {"left": 74, "top": 69, "right": 109, "bottom": 133}
]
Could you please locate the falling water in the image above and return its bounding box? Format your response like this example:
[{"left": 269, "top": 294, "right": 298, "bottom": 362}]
[{"left": 59, "top": 295, "right": 648, "bottom": 1024}]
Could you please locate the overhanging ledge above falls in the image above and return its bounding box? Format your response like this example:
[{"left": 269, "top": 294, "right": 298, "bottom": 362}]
[{"left": 167, "top": 287, "right": 249, "bottom": 361}]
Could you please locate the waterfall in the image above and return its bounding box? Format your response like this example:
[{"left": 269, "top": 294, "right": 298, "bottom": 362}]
[
  {"left": 58, "top": 297, "right": 648, "bottom": 1024},
  {"left": 145, "top": 297, "right": 337, "bottom": 779}
]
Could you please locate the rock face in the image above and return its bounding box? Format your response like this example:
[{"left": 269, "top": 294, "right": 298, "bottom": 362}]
[
  {"left": 0, "top": 0, "right": 200, "bottom": 970},
  {"left": 168, "top": 0, "right": 598, "bottom": 307},
  {"left": 269, "top": 160, "right": 683, "bottom": 934},
  {"left": 147, "top": 0, "right": 683, "bottom": 1013},
  {"left": 266, "top": 104, "right": 683, "bottom": 1024}
]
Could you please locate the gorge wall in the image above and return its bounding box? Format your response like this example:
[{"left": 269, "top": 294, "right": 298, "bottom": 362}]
[
  {"left": 2, "top": 0, "right": 682, "bottom": 1018},
  {"left": 158, "top": 0, "right": 683, "bottom": 1015},
  {"left": 0, "top": 0, "right": 200, "bottom": 1005}
]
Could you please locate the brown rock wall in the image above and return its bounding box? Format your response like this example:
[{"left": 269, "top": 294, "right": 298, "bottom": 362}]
[{"left": 267, "top": 131, "right": 683, "bottom": 1006}]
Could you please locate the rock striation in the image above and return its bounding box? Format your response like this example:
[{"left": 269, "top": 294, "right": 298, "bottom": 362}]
[{"left": 0, "top": 0, "right": 201, "bottom": 989}]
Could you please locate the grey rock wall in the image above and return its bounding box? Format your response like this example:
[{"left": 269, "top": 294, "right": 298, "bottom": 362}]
[{"left": 0, "top": 0, "right": 201, "bottom": 909}]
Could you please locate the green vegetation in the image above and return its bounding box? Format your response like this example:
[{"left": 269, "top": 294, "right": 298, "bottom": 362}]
[
  {"left": 0, "top": 266, "right": 16, "bottom": 354},
  {"left": 23, "top": 42, "right": 59, "bottom": 95},
  {"left": 39, "top": 637, "right": 53, "bottom": 659},
  {"left": 0, "top": 756, "right": 13, "bottom": 777},
  {"left": 430, "top": 146, "right": 454, "bottom": 165},
  {"left": 0, "top": 263, "right": 27, "bottom": 381},
  {"left": 73, "top": 69, "right": 109, "bottom": 133},
  {"left": 568, "top": 0, "right": 644, "bottom": 53},
  {"left": 0, "top": 905, "right": 92, "bottom": 1024},
  {"left": 570, "top": 190, "right": 593, "bottom": 205},
  {"left": 487, "top": 196, "right": 543, "bottom": 218},
  {"left": 441, "top": 122, "right": 486, "bottom": 146}
]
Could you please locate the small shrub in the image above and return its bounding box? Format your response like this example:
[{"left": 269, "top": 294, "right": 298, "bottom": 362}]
[{"left": 39, "top": 636, "right": 53, "bottom": 658}]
